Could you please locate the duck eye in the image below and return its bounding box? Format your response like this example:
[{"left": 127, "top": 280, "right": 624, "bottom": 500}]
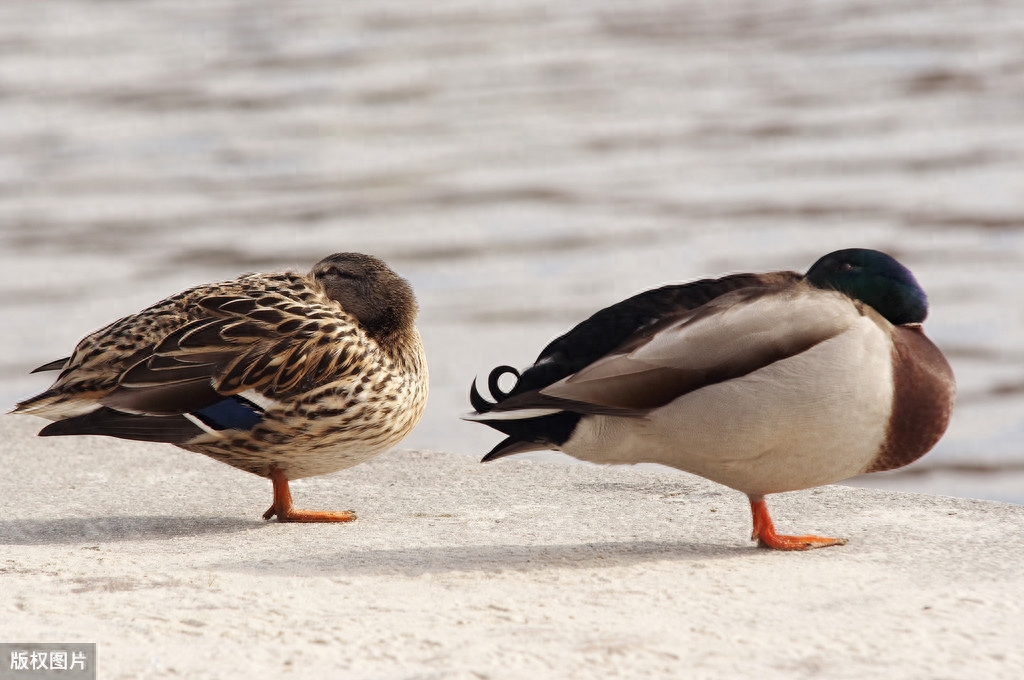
[
  {"left": 840, "top": 262, "right": 855, "bottom": 272},
  {"left": 324, "top": 265, "right": 360, "bottom": 280}
]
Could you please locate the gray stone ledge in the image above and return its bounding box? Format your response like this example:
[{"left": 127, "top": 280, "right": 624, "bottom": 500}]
[{"left": 2, "top": 416, "right": 1021, "bottom": 679}]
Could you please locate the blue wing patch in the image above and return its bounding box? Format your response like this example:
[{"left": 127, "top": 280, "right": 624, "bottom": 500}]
[{"left": 193, "top": 396, "right": 265, "bottom": 431}]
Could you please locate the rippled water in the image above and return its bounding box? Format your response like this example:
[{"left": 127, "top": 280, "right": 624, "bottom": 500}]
[{"left": 2, "top": 1, "right": 1023, "bottom": 502}]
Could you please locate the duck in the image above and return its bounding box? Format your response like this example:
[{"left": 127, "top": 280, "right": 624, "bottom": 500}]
[
  {"left": 466, "top": 248, "right": 955, "bottom": 550},
  {"left": 13, "top": 253, "right": 428, "bottom": 522}
]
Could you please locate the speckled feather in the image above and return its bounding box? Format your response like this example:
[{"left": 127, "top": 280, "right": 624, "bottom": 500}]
[{"left": 16, "top": 257, "right": 428, "bottom": 482}]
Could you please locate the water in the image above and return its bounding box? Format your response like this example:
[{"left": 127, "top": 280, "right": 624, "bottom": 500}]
[{"left": 2, "top": 0, "right": 1022, "bottom": 503}]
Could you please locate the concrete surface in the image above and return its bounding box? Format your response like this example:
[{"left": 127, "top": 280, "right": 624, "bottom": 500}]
[{"left": 2, "top": 415, "right": 1022, "bottom": 679}]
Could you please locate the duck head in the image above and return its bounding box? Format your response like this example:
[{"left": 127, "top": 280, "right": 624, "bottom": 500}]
[
  {"left": 311, "top": 253, "right": 418, "bottom": 341},
  {"left": 804, "top": 248, "right": 928, "bottom": 325}
]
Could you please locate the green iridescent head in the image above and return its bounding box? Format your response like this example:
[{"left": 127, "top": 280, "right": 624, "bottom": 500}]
[{"left": 804, "top": 248, "right": 928, "bottom": 325}]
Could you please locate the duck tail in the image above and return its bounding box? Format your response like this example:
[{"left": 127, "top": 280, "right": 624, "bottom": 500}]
[
  {"left": 481, "top": 436, "right": 547, "bottom": 462},
  {"left": 31, "top": 357, "right": 70, "bottom": 374},
  {"left": 11, "top": 389, "right": 96, "bottom": 419},
  {"left": 468, "top": 365, "right": 521, "bottom": 414},
  {"left": 467, "top": 365, "right": 586, "bottom": 463}
]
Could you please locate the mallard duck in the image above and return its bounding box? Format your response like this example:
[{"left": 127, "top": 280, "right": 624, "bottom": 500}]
[
  {"left": 14, "top": 253, "right": 428, "bottom": 522},
  {"left": 467, "top": 248, "right": 955, "bottom": 550}
]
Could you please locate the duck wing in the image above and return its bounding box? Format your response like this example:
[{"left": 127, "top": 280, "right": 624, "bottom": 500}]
[
  {"left": 487, "top": 283, "right": 861, "bottom": 415},
  {"left": 504, "top": 271, "right": 802, "bottom": 397},
  {"left": 97, "top": 290, "right": 370, "bottom": 416},
  {"left": 16, "top": 276, "right": 371, "bottom": 443}
]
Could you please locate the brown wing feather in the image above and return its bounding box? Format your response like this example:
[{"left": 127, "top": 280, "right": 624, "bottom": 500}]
[
  {"left": 100, "top": 288, "right": 368, "bottom": 415},
  {"left": 14, "top": 272, "right": 370, "bottom": 420},
  {"left": 492, "top": 285, "right": 860, "bottom": 414}
]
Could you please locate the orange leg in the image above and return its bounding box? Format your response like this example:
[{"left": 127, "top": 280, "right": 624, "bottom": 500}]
[
  {"left": 262, "top": 468, "right": 356, "bottom": 523},
  {"left": 748, "top": 496, "right": 847, "bottom": 550}
]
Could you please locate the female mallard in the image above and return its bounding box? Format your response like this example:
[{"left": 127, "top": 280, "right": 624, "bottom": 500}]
[
  {"left": 467, "top": 249, "right": 955, "bottom": 550},
  {"left": 14, "top": 253, "right": 428, "bottom": 522}
]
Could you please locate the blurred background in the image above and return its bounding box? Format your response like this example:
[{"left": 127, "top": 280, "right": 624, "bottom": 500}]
[{"left": 1, "top": 1, "right": 1022, "bottom": 502}]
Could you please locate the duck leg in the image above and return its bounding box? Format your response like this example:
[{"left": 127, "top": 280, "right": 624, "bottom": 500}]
[
  {"left": 748, "top": 496, "right": 847, "bottom": 550},
  {"left": 263, "top": 468, "right": 357, "bottom": 522}
]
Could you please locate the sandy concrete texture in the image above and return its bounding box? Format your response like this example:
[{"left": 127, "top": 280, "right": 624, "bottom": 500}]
[{"left": 2, "top": 415, "right": 1022, "bottom": 679}]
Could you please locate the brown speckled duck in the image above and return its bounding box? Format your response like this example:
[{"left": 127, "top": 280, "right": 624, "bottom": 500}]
[
  {"left": 467, "top": 249, "right": 955, "bottom": 550},
  {"left": 14, "top": 253, "right": 428, "bottom": 522}
]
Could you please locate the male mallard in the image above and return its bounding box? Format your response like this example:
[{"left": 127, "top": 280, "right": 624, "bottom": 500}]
[
  {"left": 14, "top": 253, "right": 428, "bottom": 522},
  {"left": 467, "top": 249, "right": 955, "bottom": 550}
]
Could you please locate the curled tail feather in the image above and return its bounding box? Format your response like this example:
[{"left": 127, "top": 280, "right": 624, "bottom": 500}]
[
  {"left": 467, "top": 364, "right": 583, "bottom": 462},
  {"left": 468, "top": 365, "right": 521, "bottom": 413}
]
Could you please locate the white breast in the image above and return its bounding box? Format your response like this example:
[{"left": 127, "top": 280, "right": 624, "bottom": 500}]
[{"left": 561, "top": 315, "right": 895, "bottom": 496}]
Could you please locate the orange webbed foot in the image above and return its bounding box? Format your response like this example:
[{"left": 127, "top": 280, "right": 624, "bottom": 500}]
[
  {"left": 262, "top": 506, "right": 357, "bottom": 523},
  {"left": 755, "top": 531, "right": 848, "bottom": 551},
  {"left": 748, "top": 496, "right": 847, "bottom": 551},
  {"left": 263, "top": 468, "right": 357, "bottom": 523}
]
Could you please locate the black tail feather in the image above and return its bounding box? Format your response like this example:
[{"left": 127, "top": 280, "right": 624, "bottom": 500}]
[
  {"left": 481, "top": 436, "right": 545, "bottom": 462},
  {"left": 482, "top": 436, "right": 518, "bottom": 462},
  {"left": 469, "top": 378, "right": 493, "bottom": 413},
  {"left": 474, "top": 411, "right": 582, "bottom": 454},
  {"left": 469, "top": 365, "right": 521, "bottom": 413},
  {"left": 488, "top": 365, "right": 520, "bottom": 401},
  {"left": 469, "top": 365, "right": 581, "bottom": 462},
  {"left": 38, "top": 407, "right": 204, "bottom": 444}
]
